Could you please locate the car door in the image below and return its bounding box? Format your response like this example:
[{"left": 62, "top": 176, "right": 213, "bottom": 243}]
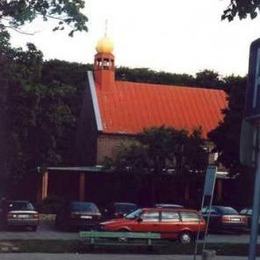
[
  {"left": 159, "top": 210, "right": 181, "bottom": 236},
  {"left": 179, "top": 211, "right": 202, "bottom": 233},
  {"left": 130, "top": 210, "right": 160, "bottom": 232}
]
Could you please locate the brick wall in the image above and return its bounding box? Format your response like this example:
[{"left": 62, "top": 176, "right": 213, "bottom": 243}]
[{"left": 96, "top": 134, "right": 135, "bottom": 164}]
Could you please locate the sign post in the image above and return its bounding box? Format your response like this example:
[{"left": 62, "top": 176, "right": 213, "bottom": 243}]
[
  {"left": 193, "top": 165, "right": 217, "bottom": 260},
  {"left": 242, "top": 38, "right": 260, "bottom": 260},
  {"left": 249, "top": 137, "right": 260, "bottom": 260}
]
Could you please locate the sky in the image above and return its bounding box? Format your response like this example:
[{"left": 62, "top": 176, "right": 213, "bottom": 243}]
[{"left": 9, "top": 0, "right": 260, "bottom": 77}]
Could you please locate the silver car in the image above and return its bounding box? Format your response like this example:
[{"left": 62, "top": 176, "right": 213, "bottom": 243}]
[{"left": 6, "top": 200, "right": 39, "bottom": 231}]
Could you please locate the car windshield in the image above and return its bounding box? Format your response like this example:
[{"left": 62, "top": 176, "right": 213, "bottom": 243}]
[
  {"left": 8, "top": 201, "right": 35, "bottom": 211},
  {"left": 125, "top": 209, "right": 142, "bottom": 219},
  {"left": 71, "top": 202, "right": 99, "bottom": 213},
  {"left": 115, "top": 203, "right": 137, "bottom": 213}
]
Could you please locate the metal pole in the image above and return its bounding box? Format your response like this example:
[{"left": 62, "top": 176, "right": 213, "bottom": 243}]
[
  {"left": 202, "top": 191, "right": 215, "bottom": 252},
  {"left": 249, "top": 130, "right": 260, "bottom": 260},
  {"left": 193, "top": 195, "right": 206, "bottom": 260}
]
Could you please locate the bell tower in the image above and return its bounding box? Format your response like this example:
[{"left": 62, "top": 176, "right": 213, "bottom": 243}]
[{"left": 94, "top": 36, "right": 115, "bottom": 89}]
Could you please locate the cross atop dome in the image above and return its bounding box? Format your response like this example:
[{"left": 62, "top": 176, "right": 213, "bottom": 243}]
[{"left": 95, "top": 20, "right": 114, "bottom": 54}]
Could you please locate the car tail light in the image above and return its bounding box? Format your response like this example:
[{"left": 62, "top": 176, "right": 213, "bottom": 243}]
[
  {"left": 32, "top": 213, "right": 39, "bottom": 219},
  {"left": 242, "top": 216, "right": 248, "bottom": 224},
  {"left": 221, "top": 216, "right": 231, "bottom": 223},
  {"left": 7, "top": 213, "right": 16, "bottom": 219}
]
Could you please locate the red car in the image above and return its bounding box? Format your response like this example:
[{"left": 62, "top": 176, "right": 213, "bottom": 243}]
[{"left": 100, "top": 208, "right": 205, "bottom": 244}]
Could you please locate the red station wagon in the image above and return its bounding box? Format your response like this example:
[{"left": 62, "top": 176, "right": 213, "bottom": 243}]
[{"left": 100, "top": 208, "right": 205, "bottom": 244}]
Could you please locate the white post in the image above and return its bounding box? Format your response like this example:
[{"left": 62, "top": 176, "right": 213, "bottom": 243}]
[{"left": 194, "top": 195, "right": 205, "bottom": 260}]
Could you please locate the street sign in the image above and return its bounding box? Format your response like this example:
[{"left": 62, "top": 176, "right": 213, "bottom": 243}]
[
  {"left": 244, "top": 38, "right": 260, "bottom": 260},
  {"left": 203, "top": 165, "right": 217, "bottom": 196},
  {"left": 245, "top": 38, "right": 260, "bottom": 122},
  {"left": 240, "top": 119, "right": 257, "bottom": 167}
]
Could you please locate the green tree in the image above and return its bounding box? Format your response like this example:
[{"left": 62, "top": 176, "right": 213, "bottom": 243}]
[
  {"left": 106, "top": 126, "right": 208, "bottom": 175},
  {"left": 0, "top": 0, "right": 88, "bottom": 36},
  {"left": 0, "top": 33, "right": 81, "bottom": 196},
  {"left": 104, "top": 126, "right": 208, "bottom": 204},
  {"left": 116, "top": 67, "right": 225, "bottom": 90},
  {"left": 195, "top": 70, "right": 224, "bottom": 89},
  {"left": 208, "top": 75, "right": 247, "bottom": 174},
  {"left": 223, "top": 0, "right": 260, "bottom": 21}
]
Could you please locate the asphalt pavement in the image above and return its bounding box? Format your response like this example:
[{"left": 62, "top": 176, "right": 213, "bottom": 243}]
[{"left": 0, "top": 254, "right": 258, "bottom": 260}]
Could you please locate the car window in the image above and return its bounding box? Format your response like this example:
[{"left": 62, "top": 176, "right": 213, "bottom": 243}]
[
  {"left": 180, "top": 212, "right": 200, "bottom": 222},
  {"left": 8, "top": 201, "right": 35, "bottom": 211},
  {"left": 201, "top": 208, "right": 207, "bottom": 213},
  {"left": 125, "top": 209, "right": 142, "bottom": 219},
  {"left": 141, "top": 211, "right": 159, "bottom": 222},
  {"left": 161, "top": 211, "right": 180, "bottom": 222},
  {"left": 217, "top": 207, "right": 238, "bottom": 215},
  {"left": 71, "top": 202, "right": 99, "bottom": 213},
  {"left": 240, "top": 209, "right": 248, "bottom": 214},
  {"left": 202, "top": 208, "right": 217, "bottom": 214},
  {"left": 208, "top": 209, "right": 218, "bottom": 214},
  {"left": 115, "top": 203, "right": 137, "bottom": 214}
]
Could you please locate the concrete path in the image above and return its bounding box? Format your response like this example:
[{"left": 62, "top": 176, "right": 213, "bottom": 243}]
[
  {"left": 0, "top": 230, "right": 254, "bottom": 244},
  {"left": 0, "top": 253, "right": 258, "bottom": 260}
]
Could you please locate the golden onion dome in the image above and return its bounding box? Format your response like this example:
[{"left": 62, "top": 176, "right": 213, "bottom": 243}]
[{"left": 96, "top": 36, "right": 114, "bottom": 54}]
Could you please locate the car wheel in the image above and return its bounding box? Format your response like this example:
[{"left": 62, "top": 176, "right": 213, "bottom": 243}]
[
  {"left": 118, "top": 228, "right": 129, "bottom": 232},
  {"left": 179, "top": 231, "right": 193, "bottom": 244}
]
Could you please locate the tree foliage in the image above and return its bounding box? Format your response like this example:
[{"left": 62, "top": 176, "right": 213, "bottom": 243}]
[
  {"left": 0, "top": 33, "right": 85, "bottom": 188},
  {"left": 208, "top": 75, "right": 247, "bottom": 174},
  {"left": 223, "top": 0, "right": 260, "bottom": 21},
  {"left": 105, "top": 126, "right": 208, "bottom": 175},
  {"left": 0, "top": 0, "right": 88, "bottom": 36},
  {"left": 116, "top": 67, "right": 225, "bottom": 90}
]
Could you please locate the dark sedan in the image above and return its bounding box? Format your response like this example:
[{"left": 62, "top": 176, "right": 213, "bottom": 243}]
[
  {"left": 239, "top": 208, "right": 260, "bottom": 229},
  {"left": 202, "top": 206, "right": 248, "bottom": 232},
  {"left": 103, "top": 202, "right": 138, "bottom": 219},
  {"left": 240, "top": 208, "right": 252, "bottom": 228},
  {"left": 55, "top": 201, "right": 102, "bottom": 231}
]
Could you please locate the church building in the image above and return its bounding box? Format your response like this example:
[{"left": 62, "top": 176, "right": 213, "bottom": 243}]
[
  {"left": 37, "top": 36, "right": 228, "bottom": 205},
  {"left": 75, "top": 36, "right": 227, "bottom": 166}
]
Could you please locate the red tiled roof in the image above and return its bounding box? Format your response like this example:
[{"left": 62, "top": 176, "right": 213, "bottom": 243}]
[{"left": 95, "top": 81, "right": 227, "bottom": 138}]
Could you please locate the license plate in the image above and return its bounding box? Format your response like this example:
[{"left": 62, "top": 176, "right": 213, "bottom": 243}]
[
  {"left": 18, "top": 214, "right": 30, "bottom": 219},
  {"left": 80, "top": 216, "right": 92, "bottom": 219},
  {"left": 231, "top": 218, "right": 241, "bottom": 222}
]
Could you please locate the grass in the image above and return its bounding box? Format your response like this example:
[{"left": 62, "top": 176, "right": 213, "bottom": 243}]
[{"left": 0, "top": 239, "right": 259, "bottom": 256}]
